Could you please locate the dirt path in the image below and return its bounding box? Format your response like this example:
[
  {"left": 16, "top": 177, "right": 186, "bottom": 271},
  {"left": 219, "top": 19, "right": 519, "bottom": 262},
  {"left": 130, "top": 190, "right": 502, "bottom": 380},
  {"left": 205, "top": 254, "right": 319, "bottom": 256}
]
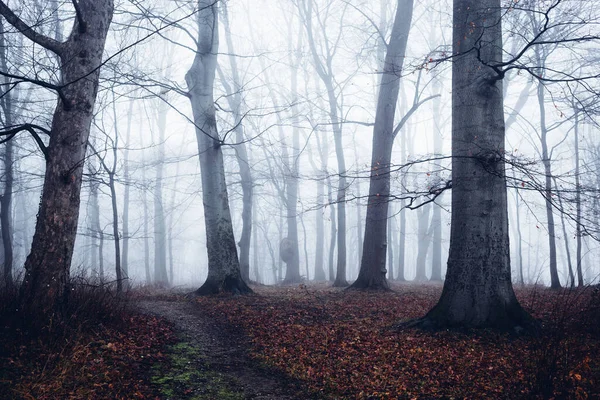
[{"left": 137, "top": 299, "right": 308, "bottom": 399}]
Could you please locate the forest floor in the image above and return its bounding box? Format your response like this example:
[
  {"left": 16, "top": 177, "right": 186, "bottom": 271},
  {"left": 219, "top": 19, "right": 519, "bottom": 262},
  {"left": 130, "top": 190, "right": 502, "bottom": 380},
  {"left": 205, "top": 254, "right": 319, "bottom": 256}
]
[{"left": 1, "top": 283, "right": 599, "bottom": 399}]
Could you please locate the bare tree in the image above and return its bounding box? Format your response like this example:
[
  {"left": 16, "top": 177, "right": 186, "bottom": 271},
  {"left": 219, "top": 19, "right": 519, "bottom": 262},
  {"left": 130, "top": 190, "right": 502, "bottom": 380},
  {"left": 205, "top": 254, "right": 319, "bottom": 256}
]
[
  {"left": 218, "top": 1, "right": 254, "bottom": 283},
  {"left": 406, "top": 0, "right": 535, "bottom": 330},
  {"left": 298, "top": 0, "right": 350, "bottom": 287},
  {"left": 350, "top": 0, "right": 415, "bottom": 290},
  {"left": 185, "top": 0, "right": 251, "bottom": 295},
  {"left": 0, "top": 0, "right": 114, "bottom": 323}
]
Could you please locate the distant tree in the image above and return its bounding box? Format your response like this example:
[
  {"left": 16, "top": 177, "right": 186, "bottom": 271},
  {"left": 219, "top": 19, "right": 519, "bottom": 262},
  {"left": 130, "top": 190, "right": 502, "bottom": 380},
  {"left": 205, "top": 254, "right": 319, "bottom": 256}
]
[
  {"left": 185, "top": 0, "right": 251, "bottom": 295},
  {"left": 298, "top": 0, "right": 350, "bottom": 287},
  {"left": 218, "top": 1, "right": 254, "bottom": 284},
  {"left": 0, "top": 0, "right": 114, "bottom": 324}
]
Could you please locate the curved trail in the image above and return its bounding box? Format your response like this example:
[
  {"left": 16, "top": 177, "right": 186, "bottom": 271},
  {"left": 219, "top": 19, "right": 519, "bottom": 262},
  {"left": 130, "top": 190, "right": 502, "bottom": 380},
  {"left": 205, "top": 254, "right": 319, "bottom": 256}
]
[{"left": 137, "top": 300, "right": 307, "bottom": 399}]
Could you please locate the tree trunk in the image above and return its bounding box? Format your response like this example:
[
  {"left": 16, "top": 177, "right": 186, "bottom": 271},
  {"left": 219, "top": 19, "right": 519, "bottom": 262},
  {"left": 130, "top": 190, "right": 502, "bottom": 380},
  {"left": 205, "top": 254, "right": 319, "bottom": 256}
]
[
  {"left": 220, "top": 4, "right": 253, "bottom": 284},
  {"left": 141, "top": 133, "right": 151, "bottom": 284},
  {"left": 0, "top": 140, "right": 14, "bottom": 288},
  {"left": 574, "top": 112, "right": 584, "bottom": 286},
  {"left": 536, "top": 81, "right": 561, "bottom": 288},
  {"left": 397, "top": 120, "right": 407, "bottom": 282},
  {"left": 121, "top": 98, "right": 133, "bottom": 278},
  {"left": 430, "top": 77, "right": 443, "bottom": 282},
  {"left": 554, "top": 177, "right": 574, "bottom": 287},
  {"left": 414, "top": 205, "right": 432, "bottom": 281},
  {"left": 513, "top": 187, "right": 525, "bottom": 285},
  {"left": 153, "top": 98, "right": 168, "bottom": 286},
  {"left": 387, "top": 203, "right": 395, "bottom": 281},
  {"left": 0, "top": 50, "right": 14, "bottom": 287},
  {"left": 352, "top": 135, "right": 364, "bottom": 277},
  {"left": 350, "top": 0, "right": 414, "bottom": 290},
  {"left": 186, "top": 0, "right": 251, "bottom": 295},
  {"left": 327, "top": 176, "right": 337, "bottom": 281},
  {"left": 252, "top": 208, "right": 261, "bottom": 283},
  {"left": 313, "top": 171, "right": 326, "bottom": 281},
  {"left": 14, "top": 0, "right": 113, "bottom": 324},
  {"left": 88, "top": 166, "right": 100, "bottom": 278},
  {"left": 411, "top": 0, "right": 535, "bottom": 331},
  {"left": 108, "top": 173, "right": 122, "bottom": 292}
]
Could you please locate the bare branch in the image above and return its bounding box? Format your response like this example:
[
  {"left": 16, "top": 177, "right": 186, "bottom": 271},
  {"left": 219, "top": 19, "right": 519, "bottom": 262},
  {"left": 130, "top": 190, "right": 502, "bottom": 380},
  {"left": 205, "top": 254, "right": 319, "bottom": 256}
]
[{"left": 0, "top": 1, "right": 63, "bottom": 54}]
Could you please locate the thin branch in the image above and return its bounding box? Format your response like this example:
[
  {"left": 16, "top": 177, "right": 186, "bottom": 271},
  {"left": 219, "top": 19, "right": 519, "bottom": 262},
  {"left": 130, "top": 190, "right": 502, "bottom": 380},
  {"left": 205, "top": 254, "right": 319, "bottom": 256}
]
[
  {"left": 0, "top": 1, "right": 63, "bottom": 54},
  {"left": 0, "top": 123, "right": 50, "bottom": 159}
]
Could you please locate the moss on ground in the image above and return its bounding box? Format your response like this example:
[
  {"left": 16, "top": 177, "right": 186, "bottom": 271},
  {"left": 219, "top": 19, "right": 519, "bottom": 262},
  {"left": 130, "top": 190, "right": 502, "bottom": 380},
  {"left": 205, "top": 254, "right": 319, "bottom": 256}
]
[{"left": 151, "top": 341, "right": 244, "bottom": 399}]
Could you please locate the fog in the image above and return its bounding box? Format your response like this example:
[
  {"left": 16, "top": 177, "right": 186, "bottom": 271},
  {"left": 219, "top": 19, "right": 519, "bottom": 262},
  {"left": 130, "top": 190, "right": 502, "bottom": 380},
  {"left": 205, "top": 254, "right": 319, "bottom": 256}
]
[{"left": 2, "top": 0, "right": 599, "bottom": 290}]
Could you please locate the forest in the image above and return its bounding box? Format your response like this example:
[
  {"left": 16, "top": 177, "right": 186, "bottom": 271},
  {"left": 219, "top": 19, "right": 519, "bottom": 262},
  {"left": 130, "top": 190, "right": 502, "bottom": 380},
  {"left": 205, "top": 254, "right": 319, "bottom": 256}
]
[{"left": 0, "top": 0, "right": 599, "bottom": 398}]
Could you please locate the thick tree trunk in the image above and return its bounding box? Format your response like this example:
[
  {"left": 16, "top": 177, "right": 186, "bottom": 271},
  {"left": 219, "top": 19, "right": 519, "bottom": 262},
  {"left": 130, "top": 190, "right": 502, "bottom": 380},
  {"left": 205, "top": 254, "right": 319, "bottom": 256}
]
[
  {"left": 17, "top": 0, "right": 113, "bottom": 324},
  {"left": 0, "top": 21, "right": 14, "bottom": 288},
  {"left": 410, "top": 0, "right": 535, "bottom": 331},
  {"left": 0, "top": 87, "right": 13, "bottom": 288},
  {"left": 0, "top": 141, "right": 13, "bottom": 288},
  {"left": 350, "top": 0, "right": 414, "bottom": 290},
  {"left": 186, "top": 0, "right": 250, "bottom": 295}
]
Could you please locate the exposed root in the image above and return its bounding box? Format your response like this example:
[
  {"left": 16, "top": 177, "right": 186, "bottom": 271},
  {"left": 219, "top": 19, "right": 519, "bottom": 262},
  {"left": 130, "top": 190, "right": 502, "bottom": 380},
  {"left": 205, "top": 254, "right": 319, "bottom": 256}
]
[{"left": 195, "top": 275, "right": 253, "bottom": 296}]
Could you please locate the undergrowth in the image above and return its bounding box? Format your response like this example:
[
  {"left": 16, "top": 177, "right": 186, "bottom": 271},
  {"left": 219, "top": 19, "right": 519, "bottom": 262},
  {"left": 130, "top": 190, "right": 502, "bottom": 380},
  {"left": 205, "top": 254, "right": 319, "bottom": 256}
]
[{"left": 0, "top": 278, "right": 175, "bottom": 399}]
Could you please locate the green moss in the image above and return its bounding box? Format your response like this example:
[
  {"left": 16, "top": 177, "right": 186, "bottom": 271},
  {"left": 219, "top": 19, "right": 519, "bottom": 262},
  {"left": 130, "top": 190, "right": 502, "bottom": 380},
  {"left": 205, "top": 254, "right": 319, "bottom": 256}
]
[{"left": 151, "top": 340, "right": 244, "bottom": 399}]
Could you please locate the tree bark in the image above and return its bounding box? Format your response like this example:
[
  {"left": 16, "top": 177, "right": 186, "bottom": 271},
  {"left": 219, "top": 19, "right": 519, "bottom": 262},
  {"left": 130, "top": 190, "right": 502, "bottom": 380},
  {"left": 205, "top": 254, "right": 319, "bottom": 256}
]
[
  {"left": 350, "top": 0, "right": 414, "bottom": 290},
  {"left": 573, "top": 112, "right": 584, "bottom": 286},
  {"left": 409, "top": 0, "right": 535, "bottom": 331},
  {"left": 14, "top": 0, "right": 114, "bottom": 324},
  {"left": 0, "top": 24, "right": 14, "bottom": 287},
  {"left": 387, "top": 203, "right": 395, "bottom": 281},
  {"left": 186, "top": 0, "right": 251, "bottom": 295}
]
